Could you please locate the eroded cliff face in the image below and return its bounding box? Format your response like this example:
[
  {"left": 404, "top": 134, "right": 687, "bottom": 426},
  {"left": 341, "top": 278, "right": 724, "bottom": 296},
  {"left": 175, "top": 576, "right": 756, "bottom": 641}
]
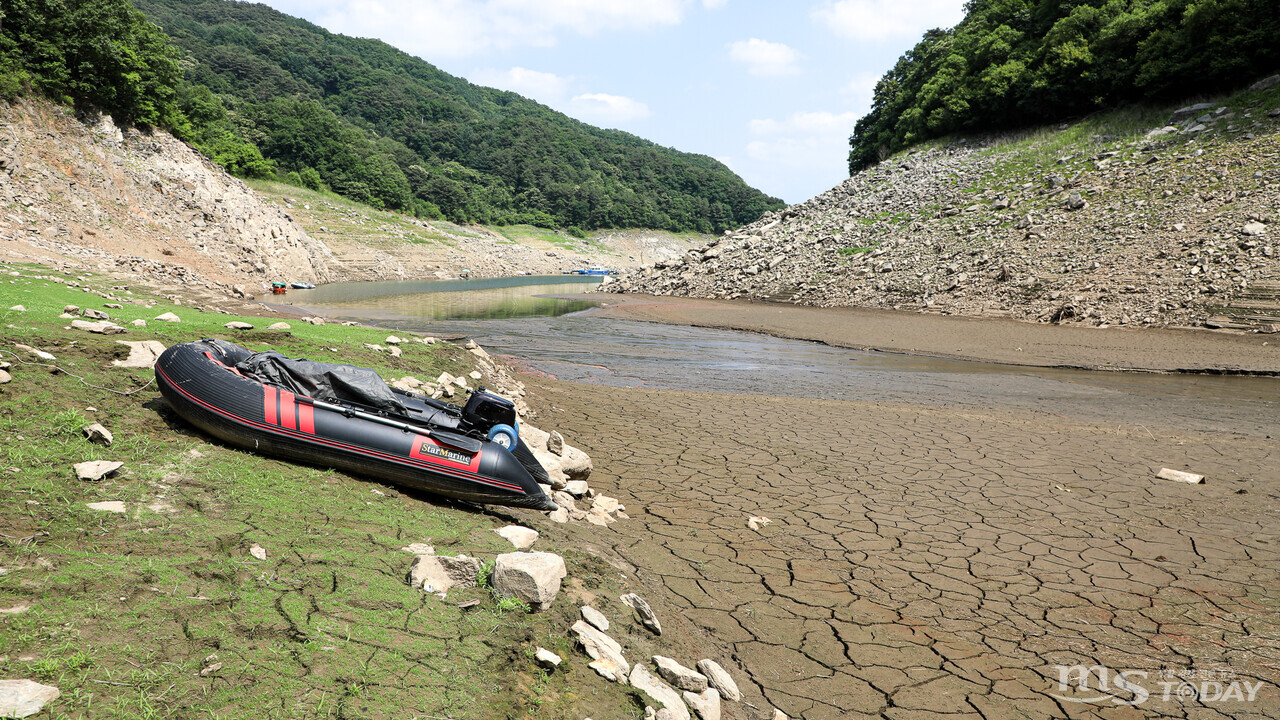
[{"left": 0, "top": 99, "right": 332, "bottom": 298}]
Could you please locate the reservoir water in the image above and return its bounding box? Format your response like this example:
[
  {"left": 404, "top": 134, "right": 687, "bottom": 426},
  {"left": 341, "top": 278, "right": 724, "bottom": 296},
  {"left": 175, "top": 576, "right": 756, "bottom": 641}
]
[{"left": 284, "top": 277, "right": 1278, "bottom": 437}]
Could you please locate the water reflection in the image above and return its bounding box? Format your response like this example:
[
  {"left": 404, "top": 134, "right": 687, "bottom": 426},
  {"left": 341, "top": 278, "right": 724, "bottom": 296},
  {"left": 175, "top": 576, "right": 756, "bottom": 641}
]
[{"left": 287, "top": 275, "right": 600, "bottom": 320}]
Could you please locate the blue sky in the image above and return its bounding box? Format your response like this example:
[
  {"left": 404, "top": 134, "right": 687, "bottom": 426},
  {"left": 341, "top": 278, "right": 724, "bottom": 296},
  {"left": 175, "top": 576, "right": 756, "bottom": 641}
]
[{"left": 253, "top": 0, "right": 967, "bottom": 205}]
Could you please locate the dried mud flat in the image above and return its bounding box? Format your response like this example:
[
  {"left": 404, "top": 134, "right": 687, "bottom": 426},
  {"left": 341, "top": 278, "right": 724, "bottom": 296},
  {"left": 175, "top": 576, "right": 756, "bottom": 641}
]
[{"left": 524, "top": 300, "right": 1280, "bottom": 719}]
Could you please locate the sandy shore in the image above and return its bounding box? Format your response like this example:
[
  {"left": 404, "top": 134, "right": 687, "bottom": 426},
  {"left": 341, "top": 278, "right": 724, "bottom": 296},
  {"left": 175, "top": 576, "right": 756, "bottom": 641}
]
[
  {"left": 586, "top": 293, "right": 1280, "bottom": 374},
  {"left": 522, "top": 294, "right": 1280, "bottom": 718}
]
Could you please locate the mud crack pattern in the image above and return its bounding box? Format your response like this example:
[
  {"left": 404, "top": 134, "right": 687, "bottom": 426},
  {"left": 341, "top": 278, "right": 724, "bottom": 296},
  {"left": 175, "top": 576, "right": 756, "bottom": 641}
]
[{"left": 532, "top": 380, "right": 1280, "bottom": 719}]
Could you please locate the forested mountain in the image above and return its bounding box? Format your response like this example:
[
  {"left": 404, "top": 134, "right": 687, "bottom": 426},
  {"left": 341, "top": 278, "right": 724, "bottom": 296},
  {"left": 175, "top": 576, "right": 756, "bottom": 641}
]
[
  {"left": 129, "top": 0, "right": 783, "bottom": 232},
  {"left": 850, "top": 0, "right": 1280, "bottom": 172}
]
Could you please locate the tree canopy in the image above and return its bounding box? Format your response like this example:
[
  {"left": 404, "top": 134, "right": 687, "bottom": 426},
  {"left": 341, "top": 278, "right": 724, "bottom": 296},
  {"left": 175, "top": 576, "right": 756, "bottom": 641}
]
[
  {"left": 133, "top": 0, "right": 783, "bottom": 231},
  {"left": 849, "top": 0, "right": 1280, "bottom": 172}
]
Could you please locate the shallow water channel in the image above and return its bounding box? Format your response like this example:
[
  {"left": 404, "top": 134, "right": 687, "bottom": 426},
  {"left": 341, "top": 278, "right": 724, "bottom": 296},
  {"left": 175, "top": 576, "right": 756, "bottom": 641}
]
[{"left": 284, "top": 276, "right": 1278, "bottom": 438}]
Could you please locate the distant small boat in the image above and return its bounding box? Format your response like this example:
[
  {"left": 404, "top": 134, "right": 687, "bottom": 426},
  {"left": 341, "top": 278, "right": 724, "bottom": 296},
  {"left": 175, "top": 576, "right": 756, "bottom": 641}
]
[
  {"left": 290, "top": 281, "right": 316, "bottom": 289},
  {"left": 569, "top": 266, "right": 614, "bottom": 275},
  {"left": 271, "top": 281, "right": 288, "bottom": 295}
]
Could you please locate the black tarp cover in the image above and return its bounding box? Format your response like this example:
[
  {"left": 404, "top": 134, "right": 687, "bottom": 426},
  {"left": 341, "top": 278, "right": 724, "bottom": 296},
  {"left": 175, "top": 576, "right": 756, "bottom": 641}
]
[{"left": 234, "top": 351, "right": 406, "bottom": 414}]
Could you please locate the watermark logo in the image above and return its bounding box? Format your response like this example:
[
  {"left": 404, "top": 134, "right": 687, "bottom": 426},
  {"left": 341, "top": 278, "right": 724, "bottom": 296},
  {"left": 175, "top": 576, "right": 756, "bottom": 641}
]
[{"left": 1049, "top": 665, "right": 1265, "bottom": 705}]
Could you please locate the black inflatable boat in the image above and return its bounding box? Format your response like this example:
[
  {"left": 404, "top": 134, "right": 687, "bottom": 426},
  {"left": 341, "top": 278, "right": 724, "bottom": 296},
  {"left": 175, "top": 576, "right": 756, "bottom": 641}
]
[{"left": 155, "top": 339, "right": 557, "bottom": 511}]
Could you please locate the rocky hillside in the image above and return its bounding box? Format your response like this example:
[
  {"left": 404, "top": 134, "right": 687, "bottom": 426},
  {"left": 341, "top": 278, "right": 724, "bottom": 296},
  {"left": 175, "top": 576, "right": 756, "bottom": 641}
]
[
  {"left": 0, "top": 99, "right": 334, "bottom": 298},
  {"left": 613, "top": 87, "right": 1280, "bottom": 331}
]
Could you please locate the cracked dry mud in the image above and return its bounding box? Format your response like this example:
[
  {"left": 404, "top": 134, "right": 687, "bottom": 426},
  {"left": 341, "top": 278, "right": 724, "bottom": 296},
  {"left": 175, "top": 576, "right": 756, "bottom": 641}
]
[{"left": 530, "top": 380, "right": 1279, "bottom": 719}]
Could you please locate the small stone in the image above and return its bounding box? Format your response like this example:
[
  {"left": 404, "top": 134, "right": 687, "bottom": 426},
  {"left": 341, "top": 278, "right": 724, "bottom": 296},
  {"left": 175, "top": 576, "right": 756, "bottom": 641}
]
[
  {"left": 74, "top": 460, "right": 123, "bottom": 481},
  {"left": 547, "top": 507, "right": 569, "bottom": 523},
  {"left": 0, "top": 369, "right": 10, "bottom": 384},
  {"left": 267, "top": 322, "right": 291, "bottom": 330},
  {"left": 1065, "top": 191, "right": 1086, "bottom": 210},
  {"left": 112, "top": 340, "right": 167, "bottom": 368},
  {"left": 82, "top": 423, "right": 113, "bottom": 446},
  {"left": 571, "top": 620, "right": 630, "bottom": 683},
  {"left": 130, "top": 319, "right": 146, "bottom": 327},
  {"left": 408, "top": 554, "right": 481, "bottom": 593},
  {"left": 564, "top": 480, "right": 590, "bottom": 496},
  {"left": 747, "top": 516, "right": 771, "bottom": 530},
  {"left": 86, "top": 501, "right": 127, "bottom": 513},
  {"left": 629, "top": 665, "right": 690, "bottom": 720},
  {"left": 0, "top": 602, "right": 31, "bottom": 615},
  {"left": 548, "top": 430, "right": 565, "bottom": 455},
  {"left": 592, "top": 495, "right": 622, "bottom": 514},
  {"left": 248, "top": 543, "right": 267, "bottom": 560},
  {"left": 654, "top": 655, "right": 709, "bottom": 692},
  {"left": 493, "top": 525, "right": 539, "bottom": 549},
  {"left": 385, "top": 335, "right": 403, "bottom": 344},
  {"left": 492, "top": 552, "right": 566, "bottom": 610},
  {"left": 683, "top": 688, "right": 721, "bottom": 720},
  {"left": 696, "top": 660, "right": 742, "bottom": 701},
  {"left": 199, "top": 661, "right": 223, "bottom": 677},
  {"left": 771, "top": 710, "right": 788, "bottom": 720},
  {"left": 581, "top": 606, "right": 610, "bottom": 632},
  {"left": 63, "top": 305, "right": 79, "bottom": 313},
  {"left": 70, "top": 319, "right": 125, "bottom": 334},
  {"left": 0, "top": 679, "right": 60, "bottom": 718},
  {"left": 224, "top": 321, "right": 254, "bottom": 330},
  {"left": 153, "top": 312, "right": 181, "bottom": 322},
  {"left": 1157, "top": 468, "right": 1205, "bottom": 484},
  {"left": 534, "top": 647, "right": 562, "bottom": 669},
  {"left": 621, "top": 593, "right": 662, "bottom": 635},
  {"left": 400, "top": 543, "right": 435, "bottom": 555},
  {"left": 1242, "top": 222, "right": 1268, "bottom": 236},
  {"left": 8, "top": 304, "right": 25, "bottom": 311}
]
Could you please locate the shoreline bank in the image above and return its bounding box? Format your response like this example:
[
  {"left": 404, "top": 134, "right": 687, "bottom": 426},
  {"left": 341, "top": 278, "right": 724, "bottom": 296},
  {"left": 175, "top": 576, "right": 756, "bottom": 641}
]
[{"left": 582, "top": 292, "right": 1280, "bottom": 375}]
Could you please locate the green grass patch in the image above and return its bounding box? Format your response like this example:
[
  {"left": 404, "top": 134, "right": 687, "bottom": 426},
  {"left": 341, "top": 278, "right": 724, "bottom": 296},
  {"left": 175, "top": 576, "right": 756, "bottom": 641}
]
[{"left": 0, "top": 262, "right": 619, "bottom": 719}]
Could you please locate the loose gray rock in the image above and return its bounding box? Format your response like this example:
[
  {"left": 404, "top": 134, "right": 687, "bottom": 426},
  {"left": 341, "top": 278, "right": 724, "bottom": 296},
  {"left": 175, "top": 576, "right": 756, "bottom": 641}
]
[
  {"left": 683, "top": 688, "right": 721, "bottom": 720},
  {"left": 534, "top": 647, "right": 562, "bottom": 669},
  {"left": 407, "top": 554, "right": 481, "bottom": 594},
  {"left": 0, "top": 679, "right": 60, "bottom": 718},
  {"left": 629, "top": 665, "right": 690, "bottom": 720},
  {"left": 70, "top": 319, "right": 125, "bottom": 334},
  {"left": 74, "top": 460, "right": 123, "bottom": 482},
  {"left": 153, "top": 311, "right": 181, "bottom": 322},
  {"left": 654, "top": 655, "right": 708, "bottom": 692},
  {"left": 581, "top": 605, "right": 610, "bottom": 632},
  {"left": 86, "top": 501, "right": 127, "bottom": 513},
  {"left": 82, "top": 423, "right": 113, "bottom": 446},
  {"left": 493, "top": 525, "right": 539, "bottom": 549},
  {"left": 8, "top": 304, "right": 26, "bottom": 311},
  {"left": 696, "top": 660, "right": 742, "bottom": 701},
  {"left": 224, "top": 321, "right": 254, "bottom": 330},
  {"left": 112, "top": 340, "right": 167, "bottom": 368},
  {"left": 547, "top": 430, "right": 564, "bottom": 455},
  {"left": 621, "top": 592, "right": 662, "bottom": 635},
  {"left": 492, "top": 551, "right": 566, "bottom": 610},
  {"left": 267, "top": 322, "right": 291, "bottom": 330},
  {"left": 1065, "top": 191, "right": 1086, "bottom": 210},
  {"left": 1242, "top": 222, "right": 1268, "bottom": 236},
  {"left": 0, "top": 369, "right": 10, "bottom": 384},
  {"left": 571, "top": 619, "right": 630, "bottom": 683},
  {"left": 79, "top": 307, "right": 108, "bottom": 319}
]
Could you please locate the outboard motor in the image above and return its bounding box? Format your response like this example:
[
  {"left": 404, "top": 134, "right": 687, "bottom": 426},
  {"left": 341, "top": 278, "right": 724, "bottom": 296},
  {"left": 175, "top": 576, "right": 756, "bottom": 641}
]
[{"left": 462, "top": 388, "right": 550, "bottom": 485}]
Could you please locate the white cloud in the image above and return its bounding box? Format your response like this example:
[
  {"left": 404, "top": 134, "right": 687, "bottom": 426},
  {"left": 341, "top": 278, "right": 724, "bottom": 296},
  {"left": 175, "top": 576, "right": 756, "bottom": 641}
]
[
  {"left": 569, "top": 93, "right": 652, "bottom": 126},
  {"left": 728, "top": 38, "right": 802, "bottom": 77},
  {"left": 470, "top": 67, "right": 573, "bottom": 104},
  {"left": 266, "top": 0, "right": 696, "bottom": 59},
  {"left": 746, "top": 110, "right": 858, "bottom": 170},
  {"left": 812, "top": 0, "right": 966, "bottom": 42}
]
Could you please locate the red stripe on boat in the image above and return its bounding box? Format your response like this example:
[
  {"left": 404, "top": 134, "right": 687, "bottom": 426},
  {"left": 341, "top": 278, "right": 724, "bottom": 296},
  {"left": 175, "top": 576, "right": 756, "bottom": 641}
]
[
  {"left": 264, "top": 386, "right": 277, "bottom": 424},
  {"left": 298, "top": 402, "right": 314, "bottom": 435},
  {"left": 280, "top": 390, "right": 297, "bottom": 430}
]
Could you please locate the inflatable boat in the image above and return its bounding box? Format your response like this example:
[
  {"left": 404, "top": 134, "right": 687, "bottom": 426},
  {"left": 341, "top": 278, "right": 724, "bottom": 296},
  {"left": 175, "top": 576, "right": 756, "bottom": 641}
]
[{"left": 155, "top": 339, "right": 557, "bottom": 511}]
